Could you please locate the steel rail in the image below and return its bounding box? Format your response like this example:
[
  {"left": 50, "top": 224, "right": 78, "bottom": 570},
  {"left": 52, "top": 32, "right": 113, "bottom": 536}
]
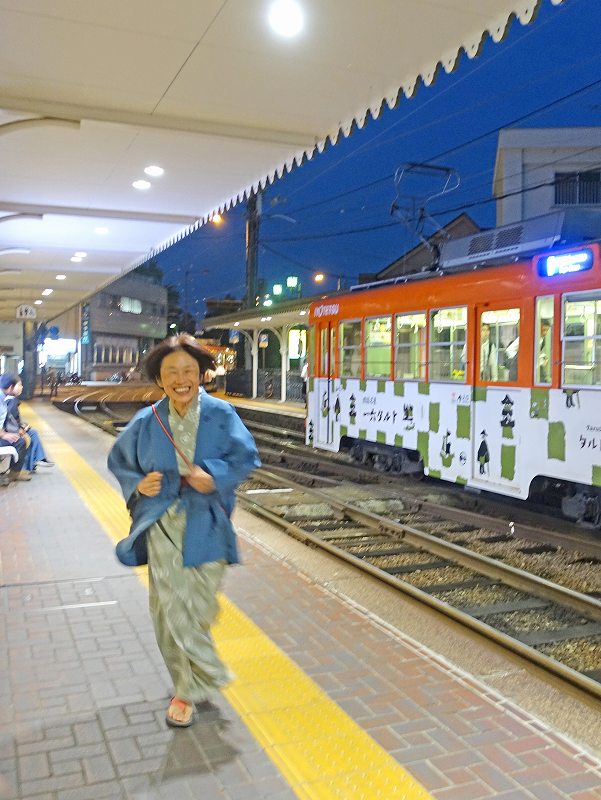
[
  {"left": 254, "top": 468, "right": 601, "bottom": 621},
  {"left": 239, "top": 470, "right": 601, "bottom": 701}
]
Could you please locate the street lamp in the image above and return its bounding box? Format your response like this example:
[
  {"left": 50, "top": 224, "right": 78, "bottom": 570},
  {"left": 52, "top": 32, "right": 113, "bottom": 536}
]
[
  {"left": 286, "top": 275, "right": 301, "bottom": 297},
  {"left": 313, "top": 272, "right": 349, "bottom": 291}
]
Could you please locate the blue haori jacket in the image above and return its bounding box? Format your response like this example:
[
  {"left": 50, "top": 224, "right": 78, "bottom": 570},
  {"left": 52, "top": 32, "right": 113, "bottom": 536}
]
[{"left": 107, "top": 390, "right": 260, "bottom": 568}]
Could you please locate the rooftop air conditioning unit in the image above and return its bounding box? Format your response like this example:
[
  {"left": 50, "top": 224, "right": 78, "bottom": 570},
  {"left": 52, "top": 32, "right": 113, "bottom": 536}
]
[{"left": 440, "top": 209, "right": 601, "bottom": 270}]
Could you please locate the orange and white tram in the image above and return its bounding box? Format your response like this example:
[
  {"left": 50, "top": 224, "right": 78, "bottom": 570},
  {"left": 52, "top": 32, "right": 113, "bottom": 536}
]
[{"left": 307, "top": 235, "right": 601, "bottom": 527}]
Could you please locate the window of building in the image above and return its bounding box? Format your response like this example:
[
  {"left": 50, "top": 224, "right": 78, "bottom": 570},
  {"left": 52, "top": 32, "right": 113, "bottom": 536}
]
[
  {"left": 562, "top": 292, "right": 601, "bottom": 386},
  {"left": 555, "top": 171, "right": 601, "bottom": 206},
  {"left": 119, "top": 296, "right": 142, "bottom": 314},
  {"left": 429, "top": 307, "right": 467, "bottom": 382},
  {"left": 365, "top": 316, "right": 392, "bottom": 378},
  {"left": 394, "top": 312, "right": 426, "bottom": 380},
  {"left": 535, "top": 297, "right": 554, "bottom": 385},
  {"left": 478, "top": 308, "right": 520, "bottom": 382},
  {"left": 339, "top": 321, "right": 361, "bottom": 377}
]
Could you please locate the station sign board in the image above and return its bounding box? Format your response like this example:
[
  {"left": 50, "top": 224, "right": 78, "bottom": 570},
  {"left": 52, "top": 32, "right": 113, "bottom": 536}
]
[{"left": 16, "top": 304, "right": 37, "bottom": 320}]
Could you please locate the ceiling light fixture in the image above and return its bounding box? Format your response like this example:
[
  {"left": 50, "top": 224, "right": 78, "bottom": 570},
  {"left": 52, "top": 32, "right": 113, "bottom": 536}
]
[
  {"left": 70, "top": 256, "right": 82, "bottom": 263},
  {"left": 42, "top": 288, "right": 53, "bottom": 296},
  {"left": 132, "top": 179, "right": 151, "bottom": 190},
  {"left": 56, "top": 274, "right": 66, "bottom": 280},
  {"left": 268, "top": 0, "right": 304, "bottom": 37},
  {"left": 34, "top": 300, "right": 43, "bottom": 305},
  {"left": 144, "top": 165, "right": 164, "bottom": 177},
  {"left": 0, "top": 248, "right": 31, "bottom": 256}
]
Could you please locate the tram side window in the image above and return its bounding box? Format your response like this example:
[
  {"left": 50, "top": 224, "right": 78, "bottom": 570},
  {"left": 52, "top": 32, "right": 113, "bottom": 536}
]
[
  {"left": 535, "top": 297, "right": 554, "bottom": 385},
  {"left": 395, "top": 313, "right": 426, "bottom": 381},
  {"left": 339, "top": 321, "right": 362, "bottom": 377},
  {"left": 479, "top": 308, "right": 520, "bottom": 382},
  {"left": 563, "top": 293, "right": 601, "bottom": 386},
  {"left": 365, "top": 316, "right": 392, "bottom": 378},
  {"left": 429, "top": 307, "right": 467, "bottom": 382}
]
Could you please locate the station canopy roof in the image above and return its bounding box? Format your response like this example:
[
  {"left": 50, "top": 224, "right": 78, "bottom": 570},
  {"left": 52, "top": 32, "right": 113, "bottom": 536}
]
[{"left": 0, "top": 0, "right": 563, "bottom": 323}]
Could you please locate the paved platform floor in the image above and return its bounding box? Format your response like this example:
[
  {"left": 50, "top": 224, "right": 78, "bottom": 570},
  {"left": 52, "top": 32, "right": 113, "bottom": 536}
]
[{"left": 1, "top": 398, "right": 600, "bottom": 799}]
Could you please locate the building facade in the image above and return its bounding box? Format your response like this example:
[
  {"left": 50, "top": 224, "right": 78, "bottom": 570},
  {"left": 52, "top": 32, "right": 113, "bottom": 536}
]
[
  {"left": 81, "top": 273, "right": 167, "bottom": 380},
  {"left": 494, "top": 127, "right": 601, "bottom": 225}
]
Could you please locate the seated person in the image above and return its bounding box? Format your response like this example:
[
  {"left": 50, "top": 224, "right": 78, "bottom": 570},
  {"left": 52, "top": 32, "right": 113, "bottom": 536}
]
[
  {"left": 0, "top": 374, "right": 31, "bottom": 482},
  {"left": 3, "top": 375, "right": 54, "bottom": 471}
]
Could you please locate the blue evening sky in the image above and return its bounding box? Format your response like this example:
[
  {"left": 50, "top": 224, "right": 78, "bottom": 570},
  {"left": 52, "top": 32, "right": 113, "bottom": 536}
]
[{"left": 154, "top": 0, "right": 601, "bottom": 320}]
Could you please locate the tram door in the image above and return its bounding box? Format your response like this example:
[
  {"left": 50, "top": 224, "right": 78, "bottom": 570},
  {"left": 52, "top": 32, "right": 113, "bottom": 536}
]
[
  {"left": 471, "top": 304, "right": 522, "bottom": 492},
  {"left": 316, "top": 323, "right": 336, "bottom": 446}
]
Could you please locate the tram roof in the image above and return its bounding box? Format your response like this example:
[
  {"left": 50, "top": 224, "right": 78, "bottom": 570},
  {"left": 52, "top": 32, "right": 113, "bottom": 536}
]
[{"left": 0, "top": 1, "right": 564, "bottom": 323}]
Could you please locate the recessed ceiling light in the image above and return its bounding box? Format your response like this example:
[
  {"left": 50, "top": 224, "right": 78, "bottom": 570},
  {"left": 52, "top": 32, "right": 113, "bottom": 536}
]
[
  {"left": 56, "top": 274, "right": 66, "bottom": 280},
  {"left": 94, "top": 227, "right": 109, "bottom": 235},
  {"left": 144, "top": 165, "right": 164, "bottom": 177},
  {"left": 34, "top": 300, "right": 43, "bottom": 305},
  {"left": 70, "top": 257, "right": 82, "bottom": 263},
  {"left": 132, "top": 179, "right": 151, "bottom": 190},
  {"left": 268, "top": 0, "right": 303, "bottom": 37},
  {"left": 42, "top": 288, "right": 53, "bottom": 296},
  {"left": 74, "top": 251, "right": 87, "bottom": 258}
]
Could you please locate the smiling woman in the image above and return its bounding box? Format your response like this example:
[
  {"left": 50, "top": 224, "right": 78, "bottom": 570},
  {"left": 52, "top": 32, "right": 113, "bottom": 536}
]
[{"left": 107, "top": 334, "right": 260, "bottom": 727}]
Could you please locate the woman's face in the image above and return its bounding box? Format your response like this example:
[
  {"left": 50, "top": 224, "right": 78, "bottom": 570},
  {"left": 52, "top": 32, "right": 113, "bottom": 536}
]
[{"left": 157, "top": 350, "right": 201, "bottom": 414}]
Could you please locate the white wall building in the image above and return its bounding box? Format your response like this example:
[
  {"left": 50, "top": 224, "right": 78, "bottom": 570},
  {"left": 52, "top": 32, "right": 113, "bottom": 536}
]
[{"left": 493, "top": 128, "right": 601, "bottom": 225}]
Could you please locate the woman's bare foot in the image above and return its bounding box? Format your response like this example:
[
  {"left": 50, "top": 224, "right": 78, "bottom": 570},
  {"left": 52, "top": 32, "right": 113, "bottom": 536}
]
[{"left": 166, "top": 697, "right": 194, "bottom": 727}]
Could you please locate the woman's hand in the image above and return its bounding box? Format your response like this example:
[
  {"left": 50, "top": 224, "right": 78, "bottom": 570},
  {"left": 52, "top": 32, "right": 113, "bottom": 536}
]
[
  {"left": 137, "top": 471, "right": 163, "bottom": 496},
  {"left": 185, "top": 465, "right": 216, "bottom": 494}
]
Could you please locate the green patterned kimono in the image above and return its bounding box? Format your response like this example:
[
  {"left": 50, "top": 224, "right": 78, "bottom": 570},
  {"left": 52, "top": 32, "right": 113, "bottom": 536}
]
[{"left": 147, "top": 394, "right": 232, "bottom": 703}]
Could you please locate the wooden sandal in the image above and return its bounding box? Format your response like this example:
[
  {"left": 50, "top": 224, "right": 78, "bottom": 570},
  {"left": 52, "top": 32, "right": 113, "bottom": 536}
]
[{"left": 166, "top": 696, "right": 195, "bottom": 728}]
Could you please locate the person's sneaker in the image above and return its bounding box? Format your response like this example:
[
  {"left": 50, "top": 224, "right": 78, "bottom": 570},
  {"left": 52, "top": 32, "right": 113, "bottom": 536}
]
[
  {"left": 9, "top": 471, "right": 32, "bottom": 482},
  {"left": 36, "top": 459, "right": 54, "bottom": 468}
]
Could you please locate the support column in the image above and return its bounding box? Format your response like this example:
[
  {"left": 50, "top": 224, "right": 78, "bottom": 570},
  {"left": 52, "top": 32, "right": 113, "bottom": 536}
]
[
  {"left": 251, "top": 330, "right": 259, "bottom": 399},
  {"left": 21, "top": 320, "right": 37, "bottom": 400},
  {"left": 245, "top": 191, "right": 262, "bottom": 309},
  {"left": 280, "top": 330, "right": 288, "bottom": 402}
]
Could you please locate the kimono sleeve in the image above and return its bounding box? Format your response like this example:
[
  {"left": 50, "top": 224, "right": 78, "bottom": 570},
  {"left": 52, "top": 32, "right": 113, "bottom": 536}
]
[
  {"left": 107, "top": 414, "right": 146, "bottom": 505},
  {"left": 201, "top": 405, "right": 260, "bottom": 503}
]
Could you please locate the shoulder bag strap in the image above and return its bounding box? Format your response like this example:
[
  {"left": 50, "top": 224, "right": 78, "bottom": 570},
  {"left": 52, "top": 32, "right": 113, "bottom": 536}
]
[{"left": 151, "top": 404, "right": 195, "bottom": 472}]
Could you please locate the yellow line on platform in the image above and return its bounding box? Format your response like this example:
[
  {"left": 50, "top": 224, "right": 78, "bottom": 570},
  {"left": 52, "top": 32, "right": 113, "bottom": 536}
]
[{"left": 23, "top": 404, "right": 431, "bottom": 800}]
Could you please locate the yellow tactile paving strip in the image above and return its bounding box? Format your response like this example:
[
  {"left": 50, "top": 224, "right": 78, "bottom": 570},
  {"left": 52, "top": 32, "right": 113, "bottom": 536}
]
[{"left": 23, "top": 404, "right": 432, "bottom": 800}]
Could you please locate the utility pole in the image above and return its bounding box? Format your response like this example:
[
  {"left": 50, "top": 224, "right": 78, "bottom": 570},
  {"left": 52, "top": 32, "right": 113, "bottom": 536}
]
[{"left": 245, "top": 190, "right": 262, "bottom": 308}]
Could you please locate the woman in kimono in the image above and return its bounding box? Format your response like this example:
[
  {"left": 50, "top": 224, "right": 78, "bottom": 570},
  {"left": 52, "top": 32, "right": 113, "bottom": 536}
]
[{"left": 108, "top": 335, "right": 260, "bottom": 727}]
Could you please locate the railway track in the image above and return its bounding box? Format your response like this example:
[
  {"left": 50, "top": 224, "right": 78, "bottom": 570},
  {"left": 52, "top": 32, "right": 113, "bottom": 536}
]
[
  {"left": 59, "top": 391, "right": 601, "bottom": 696},
  {"left": 239, "top": 468, "right": 601, "bottom": 699}
]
